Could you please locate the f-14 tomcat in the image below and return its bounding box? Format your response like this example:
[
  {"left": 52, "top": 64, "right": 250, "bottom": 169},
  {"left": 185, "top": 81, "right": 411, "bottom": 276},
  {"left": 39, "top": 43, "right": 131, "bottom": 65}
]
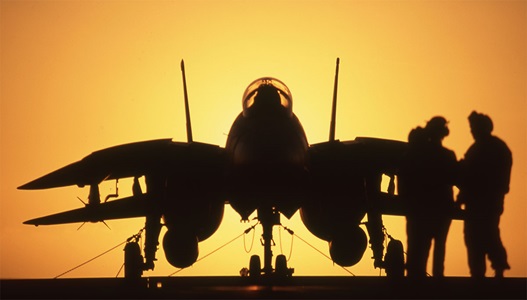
[{"left": 19, "top": 59, "right": 414, "bottom": 277}]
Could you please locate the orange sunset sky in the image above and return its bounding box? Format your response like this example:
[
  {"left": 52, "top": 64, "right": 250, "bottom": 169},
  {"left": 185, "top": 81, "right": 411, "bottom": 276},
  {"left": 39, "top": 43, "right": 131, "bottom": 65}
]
[{"left": 1, "top": 0, "right": 525, "bottom": 278}]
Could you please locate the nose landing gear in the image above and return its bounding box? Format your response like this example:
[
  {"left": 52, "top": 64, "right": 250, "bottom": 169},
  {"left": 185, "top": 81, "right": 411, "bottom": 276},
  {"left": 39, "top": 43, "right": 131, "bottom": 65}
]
[
  {"left": 248, "top": 254, "right": 294, "bottom": 277},
  {"left": 244, "top": 207, "right": 294, "bottom": 278}
]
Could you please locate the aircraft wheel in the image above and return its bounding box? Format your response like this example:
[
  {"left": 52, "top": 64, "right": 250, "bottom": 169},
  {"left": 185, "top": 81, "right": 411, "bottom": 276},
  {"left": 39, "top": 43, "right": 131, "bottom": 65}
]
[
  {"left": 384, "top": 239, "right": 405, "bottom": 278},
  {"left": 249, "top": 255, "right": 261, "bottom": 277},
  {"left": 275, "top": 254, "right": 288, "bottom": 276},
  {"left": 124, "top": 242, "right": 143, "bottom": 280}
]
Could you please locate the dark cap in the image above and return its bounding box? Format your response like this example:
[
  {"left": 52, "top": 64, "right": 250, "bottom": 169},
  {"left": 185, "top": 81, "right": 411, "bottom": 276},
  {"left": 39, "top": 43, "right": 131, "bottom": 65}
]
[
  {"left": 408, "top": 126, "right": 427, "bottom": 144},
  {"left": 425, "top": 116, "right": 449, "bottom": 138},
  {"left": 468, "top": 111, "right": 493, "bottom": 134}
]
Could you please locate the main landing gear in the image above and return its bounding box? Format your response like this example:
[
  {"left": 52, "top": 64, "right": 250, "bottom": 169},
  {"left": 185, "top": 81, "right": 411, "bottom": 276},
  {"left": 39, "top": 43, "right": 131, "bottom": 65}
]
[
  {"left": 383, "top": 235, "right": 405, "bottom": 278},
  {"left": 245, "top": 206, "right": 294, "bottom": 278},
  {"left": 123, "top": 230, "right": 146, "bottom": 283}
]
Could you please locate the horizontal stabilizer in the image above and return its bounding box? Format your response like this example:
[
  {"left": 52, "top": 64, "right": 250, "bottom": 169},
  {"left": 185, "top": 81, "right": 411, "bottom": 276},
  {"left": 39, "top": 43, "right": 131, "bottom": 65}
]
[{"left": 23, "top": 195, "right": 149, "bottom": 226}]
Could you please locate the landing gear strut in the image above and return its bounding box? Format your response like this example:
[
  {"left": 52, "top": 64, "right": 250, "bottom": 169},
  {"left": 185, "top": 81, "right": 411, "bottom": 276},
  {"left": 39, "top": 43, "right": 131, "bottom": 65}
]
[{"left": 247, "top": 206, "right": 294, "bottom": 277}]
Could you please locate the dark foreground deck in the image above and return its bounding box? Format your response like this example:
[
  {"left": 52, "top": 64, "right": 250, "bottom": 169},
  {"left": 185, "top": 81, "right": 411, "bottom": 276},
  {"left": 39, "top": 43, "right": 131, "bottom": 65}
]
[{"left": 2, "top": 276, "right": 526, "bottom": 299}]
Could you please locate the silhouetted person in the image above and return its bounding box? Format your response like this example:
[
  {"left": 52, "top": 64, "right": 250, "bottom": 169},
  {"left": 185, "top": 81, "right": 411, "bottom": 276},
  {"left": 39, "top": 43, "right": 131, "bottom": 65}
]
[
  {"left": 457, "top": 111, "right": 512, "bottom": 278},
  {"left": 399, "top": 117, "right": 457, "bottom": 278},
  {"left": 399, "top": 126, "right": 428, "bottom": 278}
]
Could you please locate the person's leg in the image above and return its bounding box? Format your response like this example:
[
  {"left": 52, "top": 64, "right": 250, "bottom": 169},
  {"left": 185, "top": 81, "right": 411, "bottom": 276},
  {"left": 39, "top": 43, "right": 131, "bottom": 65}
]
[
  {"left": 464, "top": 219, "right": 487, "bottom": 277},
  {"left": 406, "top": 218, "right": 431, "bottom": 278},
  {"left": 432, "top": 218, "right": 451, "bottom": 277},
  {"left": 487, "top": 214, "right": 510, "bottom": 277}
]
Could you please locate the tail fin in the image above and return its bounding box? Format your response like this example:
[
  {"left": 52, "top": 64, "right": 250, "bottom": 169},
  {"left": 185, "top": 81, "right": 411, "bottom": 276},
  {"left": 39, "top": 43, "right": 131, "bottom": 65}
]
[
  {"left": 180, "top": 59, "right": 193, "bottom": 143},
  {"left": 329, "top": 57, "right": 340, "bottom": 142}
]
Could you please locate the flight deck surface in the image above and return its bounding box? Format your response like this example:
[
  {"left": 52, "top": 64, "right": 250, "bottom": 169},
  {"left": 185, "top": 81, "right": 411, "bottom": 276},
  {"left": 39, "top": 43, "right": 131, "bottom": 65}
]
[{"left": 2, "top": 276, "right": 526, "bottom": 299}]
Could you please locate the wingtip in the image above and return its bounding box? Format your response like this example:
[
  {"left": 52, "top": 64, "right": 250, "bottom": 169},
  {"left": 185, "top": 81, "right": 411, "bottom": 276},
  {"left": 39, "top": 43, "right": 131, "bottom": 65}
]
[
  {"left": 18, "top": 182, "right": 36, "bottom": 190},
  {"left": 23, "top": 219, "right": 39, "bottom": 226},
  {"left": 18, "top": 180, "right": 50, "bottom": 190}
]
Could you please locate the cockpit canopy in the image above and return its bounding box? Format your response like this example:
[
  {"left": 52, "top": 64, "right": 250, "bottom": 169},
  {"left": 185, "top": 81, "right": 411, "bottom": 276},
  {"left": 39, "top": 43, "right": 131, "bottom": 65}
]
[{"left": 242, "top": 77, "right": 293, "bottom": 117}]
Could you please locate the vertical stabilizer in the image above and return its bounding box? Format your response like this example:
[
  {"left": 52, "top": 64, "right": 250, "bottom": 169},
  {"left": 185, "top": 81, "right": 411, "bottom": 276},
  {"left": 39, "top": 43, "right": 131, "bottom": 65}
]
[
  {"left": 329, "top": 57, "right": 340, "bottom": 142},
  {"left": 180, "top": 59, "right": 193, "bottom": 143}
]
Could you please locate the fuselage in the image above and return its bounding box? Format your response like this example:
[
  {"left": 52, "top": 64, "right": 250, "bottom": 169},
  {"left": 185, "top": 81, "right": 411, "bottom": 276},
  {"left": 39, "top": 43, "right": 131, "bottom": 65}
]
[
  {"left": 224, "top": 78, "right": 310, "bottom": 219},
  {"left": 223, "top": 77, "right": 370, "bottom": 268}
]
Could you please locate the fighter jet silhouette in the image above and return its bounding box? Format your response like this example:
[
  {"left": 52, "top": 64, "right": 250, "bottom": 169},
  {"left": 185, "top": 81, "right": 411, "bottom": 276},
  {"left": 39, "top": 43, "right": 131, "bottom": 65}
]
[{"left": 19, "top": 59, "right": 429, "bottom": 277}]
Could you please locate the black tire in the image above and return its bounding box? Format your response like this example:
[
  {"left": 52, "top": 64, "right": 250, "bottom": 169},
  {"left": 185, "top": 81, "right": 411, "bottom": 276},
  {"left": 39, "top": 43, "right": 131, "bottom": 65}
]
[
  {"left": 384, "top": 239, "right": 405, "bottom": 278},
  {"left": 124, "top": 242, "right": 143, "bottom": 280},
  {"left": 249, "top": 255, "right": 261, "bottom": 277},
  {"left": 275, "top": 254, "right": 288, "bottom": 275}
]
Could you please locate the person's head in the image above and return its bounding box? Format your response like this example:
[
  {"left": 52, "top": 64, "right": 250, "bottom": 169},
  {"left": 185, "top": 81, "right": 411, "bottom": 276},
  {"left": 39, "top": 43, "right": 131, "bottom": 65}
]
[
  {"left": 425, "top": 116, "right": 449, "bottom": 142},
  {"left": 468, "top": 111, "right": 493, "bottom": 141},
  {"left": 254, "top": 84, "right": 281, "bottom": 107},
  {"left": 408, "top": 126, "right": 427, "bottom": 146}
]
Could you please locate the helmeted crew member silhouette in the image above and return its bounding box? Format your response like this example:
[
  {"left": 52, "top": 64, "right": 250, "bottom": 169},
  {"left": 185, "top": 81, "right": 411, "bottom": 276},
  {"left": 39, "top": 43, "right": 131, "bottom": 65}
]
[
  {"left": 457, "top": 111, "right": 512, "bottom": 278},
  {"left": 399, "top": 116, "right": 457, "bottom": 278}
]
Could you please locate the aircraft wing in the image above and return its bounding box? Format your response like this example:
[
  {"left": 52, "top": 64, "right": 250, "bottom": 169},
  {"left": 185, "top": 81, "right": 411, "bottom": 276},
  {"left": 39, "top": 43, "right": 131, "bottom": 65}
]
[
  {"left": 343, "top": 136, "right": 407, "bottom": 175},
  {"left": 23, "top": 194, "right": 149, "bottom": 225},
  {"left": 308, "top": 137, "right": 464, "bottom": 219},
  {"left": 18, "top": 139, "right": 225, "bottom": 190},
  {"left": 309, "top": 136, "right": 407, "bottom": 179}
]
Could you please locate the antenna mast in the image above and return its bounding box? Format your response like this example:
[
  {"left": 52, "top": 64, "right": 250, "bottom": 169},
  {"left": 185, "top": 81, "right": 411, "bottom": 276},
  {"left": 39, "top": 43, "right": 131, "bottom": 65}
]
[
  {"left": 329, "top": 57, "right": 340, "bottom": 142},
  {"left": 181, "top": 59, "right": 193, "bottom": 143}
]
